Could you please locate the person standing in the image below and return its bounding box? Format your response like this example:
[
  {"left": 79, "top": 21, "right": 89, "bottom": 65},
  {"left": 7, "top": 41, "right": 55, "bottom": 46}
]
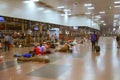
[
  {"left": 91, "top": 31, "right": 97, "bottom": 51},
  {"left": 51, "top": 35, "right": 55, "bottom": 43},
  {"left": 9, "top": 34, "right": 13, "bottom": 49},
  {"left": 4, "top": 34, "right": 10, "bottom": 51},
  {"left": 116, "top": 34, "right": 120, "bottom": 48}
]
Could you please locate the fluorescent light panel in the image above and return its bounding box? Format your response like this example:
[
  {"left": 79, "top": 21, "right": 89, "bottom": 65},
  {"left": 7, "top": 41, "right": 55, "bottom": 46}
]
[
  {"left": 114, "top": 5, "right": 120, "bottom": 7},
  {"left": 84, "top": 4, "right": 92, "bottom": 7},
  {"left": 114, "top": 14, "right": 120, "bottom": 18},
  {"left": 113, "top": 20, "right": 117, "bottom": 22},
  {"left": 99, "top": 11, "right": 105, "bottom": 14},
  {"left": 100, "top": 20, "right": 104, "bottom": 23},
  {"left": 30, "top": 0, "right": 39, "bottom": 2},
  {"left": 96, "top": 15, "right": 101, "bottom": 19},
  {"left": 57, "top": 6, "right": 65, "bottom": 9},
  {"left": 85, "top": 12, "right": 91, "bottom": 14},
  {"left": 87, "top": 7, "right": 94, "bottom": 9},
  {"left": 114, "top": 1, "right": 120, "bottom": 4},
  {"left": 103, "top": 23, "right": 106, "bottom": 25}
]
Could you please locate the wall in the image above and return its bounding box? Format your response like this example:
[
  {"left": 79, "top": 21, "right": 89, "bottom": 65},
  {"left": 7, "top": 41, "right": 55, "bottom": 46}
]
[
  {"left": 0, "top": 0, "right": 99, "bottom": 30},
  {"left": 68, "top": 16, "right": 100, "bottom": 30}
]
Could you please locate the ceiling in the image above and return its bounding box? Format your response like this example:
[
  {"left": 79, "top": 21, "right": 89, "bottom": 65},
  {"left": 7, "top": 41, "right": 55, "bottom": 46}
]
[{"left": 32, "top": 0, "right": 120, "bottom": 27}]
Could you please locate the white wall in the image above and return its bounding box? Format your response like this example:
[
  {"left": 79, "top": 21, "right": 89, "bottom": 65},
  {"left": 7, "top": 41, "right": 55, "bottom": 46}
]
[
  {"left": 0, "top": 0, "right": 99, "bottom": 30},
  {"left": 68, "top": 16, "right": 100, "bottom": 30}
]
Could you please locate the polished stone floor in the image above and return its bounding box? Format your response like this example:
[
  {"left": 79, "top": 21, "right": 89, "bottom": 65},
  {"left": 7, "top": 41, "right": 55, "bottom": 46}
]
[{"left": 0, "top": 37, "right": 120, "bottom": 80}]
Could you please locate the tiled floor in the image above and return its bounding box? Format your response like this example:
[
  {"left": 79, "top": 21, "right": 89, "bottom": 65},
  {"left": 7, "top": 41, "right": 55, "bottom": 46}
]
[{"left": 0, "top": 37, "right": 120, "bottom": 80}]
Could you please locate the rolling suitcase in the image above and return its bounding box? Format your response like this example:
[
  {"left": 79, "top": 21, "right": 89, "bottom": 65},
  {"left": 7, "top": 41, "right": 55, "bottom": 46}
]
[{"left": 95, "top": 46, "right": 100, "bottom": 52}]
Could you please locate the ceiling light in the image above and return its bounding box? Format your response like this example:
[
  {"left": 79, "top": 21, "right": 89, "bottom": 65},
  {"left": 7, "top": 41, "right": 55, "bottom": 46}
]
[
  {"left": 114, "top": 14, "right": 120, "bottom": 18},
  {"left": 100, "top": 20, "right": 104, "bottom": 23},
  {"left": 57, "top": 6, "right": 65, "bottom": 9},
  {"left": 84, "top": 4, "right": 92, "bottom": 7},
  {"left": 114, "top": 5, "right": 120, "bottom": 7},
  {"left": 64, "top": 9, "right": 71, "bottom": 12},
  {"left": 96, "top": 15, "right": 101, "bottom": 19},
  {"left": 99, "top": 11, "right": 105, "bottom": 14},
  {"left": 30, "top": 0, "right": 39, "bottom": 2},
  {"left": 87, "top": 7, "right": 94, "bottom": 9},
  {"left": 113, "top": 23, "right": 117, "bottom": 26},
  {"left": 68, "top": 13, "right": 72, "bottom": 15},
  {"left": 113, "top": 28, "right": 116, "bottom": 31},
  {"left": 113, "top": 20, "right": 117, "bottom": 22},
  {"left": 103, "top": 23, "right": 106, "bottom": 25},
  {"left": 23, "top": 0, "right": 39, "bottom": 3},
  {"left": 85, "top": 12, "right": 91, "bottom": 15},
  {"left": 114, "top": 1, "right": 120, "bottom": 4},
  {"left": 23, "top": 1, "right": 31, "bottom": 3}
]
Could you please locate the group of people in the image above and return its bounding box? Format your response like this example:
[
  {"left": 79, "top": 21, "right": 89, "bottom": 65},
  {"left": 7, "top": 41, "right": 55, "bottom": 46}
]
[
  {"left": 34, "top": 43, "right": 50, "bottom": 55},
  {"left": 14, "top": 43, "right": 50, "bottom": 58},
  {"left": 0, "top": 34, "right": 13, "bottom": 51}
]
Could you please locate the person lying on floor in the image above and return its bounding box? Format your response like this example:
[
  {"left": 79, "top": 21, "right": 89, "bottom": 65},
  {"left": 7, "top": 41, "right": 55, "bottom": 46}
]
[
  {"left": 14, "top": 51, "right": 35, "bottom": 58},
  {"left": 55, "top": 43, "right": 70, "bottom": 52}
]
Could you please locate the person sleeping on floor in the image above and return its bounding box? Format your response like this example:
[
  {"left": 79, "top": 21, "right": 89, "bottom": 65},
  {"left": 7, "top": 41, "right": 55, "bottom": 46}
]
[
  {"left": 14, "top": 51, "right": 35, "bottom": 58},
  {"left": 55, "top": 43, "right": 72, "bottom": 52}
]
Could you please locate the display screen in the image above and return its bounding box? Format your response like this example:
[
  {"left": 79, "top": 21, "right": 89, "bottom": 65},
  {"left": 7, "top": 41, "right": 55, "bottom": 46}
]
[
  {"left": 0, "top": 16, "right": 4, "bottom": 22},
  {"left": 34, "top": 27, "right": 39, "bottom": 31},
  {"left": 73, "top": 26, "right": 78, "bottom": 29}
]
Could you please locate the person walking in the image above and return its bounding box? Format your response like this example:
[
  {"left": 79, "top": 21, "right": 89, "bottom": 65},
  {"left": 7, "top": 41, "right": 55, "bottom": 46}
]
[{"left": 91, "top": 31, "right": 97, "bottom": 51}]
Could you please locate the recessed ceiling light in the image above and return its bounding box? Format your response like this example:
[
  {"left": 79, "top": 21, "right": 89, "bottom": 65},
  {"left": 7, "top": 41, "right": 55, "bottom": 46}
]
[
  {"left": 114, "top": 5, "right": 120, "bottom": 7},
  {"left": 23, "top": 0, "right": 39, "bottom": 3},
  {"left": 96, "top": 15, "right": 101, "bottom": 19},
  {"left": 64, "top": 9, "right": 71, "bottom": 12},
  {"left": 113, "top": 28, "right": 116, "bottom": 31},
  {"left": 114, "top": 14, "right": 120, "bottom": 18},
  {"left": 85, "top": 12, "right": 91, "bottom": 15},
  {"left": 99, "top": 11, "right": 105, "bottom": 14},
  {"left": 30, "top": 0, "right": 39, "bottom": 2},
  {"left": 87, "top": 7, "right": 94, "bottom": 9},
  {"left": 103, "top": 23, "right": 106, "bottom": 25},
  {"left": 100, "top": 20, "right": 104, "bottom": 23},
  {"left": 114, "top": 1, "right": 120, "bottom": 4},
  {"left": 113, "top": 20, "right": 117, "bottom": 22},
  {"left": 113, "top": 23, "right": 117, "bottom": 26},
  {"left": 57, "top": 6, "right": 65, "bottom": 9},
  {"left": 84, "top": 4, "right": 92, "bottom": 7},
  {"left": 68, "top": 13, "right": 72, "bottom": 15}
]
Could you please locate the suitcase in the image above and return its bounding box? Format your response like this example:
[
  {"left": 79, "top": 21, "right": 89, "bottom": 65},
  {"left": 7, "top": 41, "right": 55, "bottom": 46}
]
[{"left": 95, "top": 46, "right": 100, "bottom": 52}]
